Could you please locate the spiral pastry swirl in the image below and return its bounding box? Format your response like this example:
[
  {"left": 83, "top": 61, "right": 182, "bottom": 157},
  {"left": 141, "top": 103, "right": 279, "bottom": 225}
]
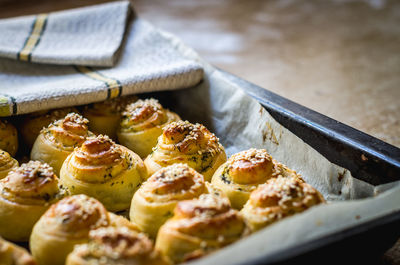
[
  {"left": 211, "top": 148, "right": 302, "bottom": 209},
  {"left": 66, "top": 227, "right": 171, "bottom": 265},
  {"left": 144, "top": 121, "right": 227, "bottom": 181},
  {"left": 0, "top": 150, "right": 18, "bottom": 180},
  {"left": 30, "top": 195, "right": 110, "bottom": 265},
  {"left": 155, "top": 194, "right": 248, "bottom": 263},
  {"left": 0, "top": 161, "right": 62, "bottom": 241},
  {"left": 82, "top": 95, "right": 138, "bottom": 140},
  {"left": 31, "top": 113, "right": 93, "bottom": 175},
  {"left": 0, "top": 237, "right": 36, "bottom": 265},
  {"left": 130, "top": 163, "right": 210, "bottom": 237},
  {"left": 118, "top": 98, "right": 180, "bottom": 158},
  {"left": 241, "top": 176, "right": 325, "bottom": 231},
  {"left": 0, "top": 119, "right": 18, "bottom": 157},
  {"left": 60, "top": 135, "right": 147, "bottom": 212},
  {"left": 20, "top": 107, "right": 78, "bottom": 148}
]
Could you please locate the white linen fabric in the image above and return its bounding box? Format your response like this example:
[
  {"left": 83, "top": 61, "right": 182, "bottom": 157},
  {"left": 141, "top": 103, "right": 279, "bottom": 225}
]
[{"left": 0, "top": 1, "right": 203, "bottom": 116}]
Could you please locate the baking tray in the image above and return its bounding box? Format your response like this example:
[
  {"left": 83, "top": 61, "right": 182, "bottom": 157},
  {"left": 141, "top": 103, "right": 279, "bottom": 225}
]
[
  {"left": 10, "top": 72, "right": 400, "bottom": 265},
  {"left": 10, "top": 70, "right": 400, "bottom": 265},
  {"left": 147, "top": 69, "right": 400, "bottom": 264},
  {"left": 216, "top": 70, "right": 400, "bottom": 264}
]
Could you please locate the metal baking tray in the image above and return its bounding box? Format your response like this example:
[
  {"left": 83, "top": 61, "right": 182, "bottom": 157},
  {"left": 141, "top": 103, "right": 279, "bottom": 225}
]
[
  {"left": 148, "top": 69, "right": 400, "bottom": 265},
  {"left": 216, "top": 70, "right": 400, "bottom": 265},
  {"left": 13, "top": 69, "right": 400, "bottom": 264}
]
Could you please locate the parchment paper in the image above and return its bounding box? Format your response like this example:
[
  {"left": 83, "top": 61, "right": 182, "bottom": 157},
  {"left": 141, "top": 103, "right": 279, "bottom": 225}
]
[{"left": 150, "top": 29, "right": 400, "bottom": 264}]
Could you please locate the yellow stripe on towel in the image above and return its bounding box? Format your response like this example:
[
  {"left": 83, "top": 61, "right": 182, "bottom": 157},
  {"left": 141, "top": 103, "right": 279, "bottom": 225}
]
[
  {"left": 18, "top": 13, "right": 48, "bottom": 61},
  {"left": 0, "top": 96, "right": 11, "bottom": 116},
  {"left": 75, "top": 66, "right": 122, "bottom": 99}
]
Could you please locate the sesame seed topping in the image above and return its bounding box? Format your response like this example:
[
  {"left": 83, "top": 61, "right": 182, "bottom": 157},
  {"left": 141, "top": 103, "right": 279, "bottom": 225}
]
[
  {"left": 124, "top": 98, "right": 163, "bottom": 116},
  {"left": 51, "top": 195, "right": 109, "bottom": 230},
  {"left": 176, "top": 194, "right": 231, "bottom": 219},
  {"left": 162, "top": 121, "right": 221, "bottom": 154},
  {"left": 63, "top": 112, "right": 89, "bottom": 126},
  {"left": 10, "top": 160, "right": 54, "bottom": 181},
  {"left": 229, "top": 148, "right": 272, "bottom": 165},
  {"left": 86, "top": 226, "right": 153, "bottom": 259},
  {"left": 249, "top": 176, "right": 323, "bottom": 212},
  {"left": 153, "top": 163, "right": 194, "bottom": 182}
]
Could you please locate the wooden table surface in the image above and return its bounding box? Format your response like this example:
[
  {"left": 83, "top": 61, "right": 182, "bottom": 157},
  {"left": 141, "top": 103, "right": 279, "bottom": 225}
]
[
  {"left": 0, "top": 0, "right": 399, "bottom": 263},
  {"left": 0, "top": 0, "right": 399, "bottom": 148}
]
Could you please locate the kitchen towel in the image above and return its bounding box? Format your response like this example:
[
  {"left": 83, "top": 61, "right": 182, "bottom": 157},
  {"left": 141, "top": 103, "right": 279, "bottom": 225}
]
[{"left": 0, "top": 1, "right": 204, "bottom": 116}]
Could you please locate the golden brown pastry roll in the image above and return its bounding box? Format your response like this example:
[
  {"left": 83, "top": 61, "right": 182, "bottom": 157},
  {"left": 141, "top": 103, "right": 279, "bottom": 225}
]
[
  {"left": 30, "top": 113, "right": 93, "bottom": 175},
  {"left": 130, "top": 163, "right": 212, "bottom": 238},
  {"left": 82, "top": 95, "right": 137, "bottom": 140},
  {"left": 30, "top": 194, "right": 110, "bottom": 265},
  {"left": 155, "top": 194, "right": 248, "bottom": 264},
  {"left": 0, "top": 237, "right": 36, "bottom": 265},
  {"left": 0, "top": 161, "right": 62, "bottom": 241},
  {"left": 60, "top": 135, "right": 147, "bottom": 212},
  {"left": 118, "top": 98, "right": 180, "bottom": 158},
  {"left": 20, "top": 107, "right": 78, "bottom": 148},
  {"left": 241, "top": 176, "right": 325, "bottom": 231},
  {"left": 108, "top": 212, "right": 141, "bottom": 232},
  {"left": 211, "top": 148, "right": 301, "bottom": 209},
  {"left": 0, "top": 119, "right": 18, "bottom": 157},
  {"left": 144, "top": 121, "right": 227, "bottom": 181},
  {"left": 66, "top": 227, "right": 171, "bottom": 265},
  {"left": 0, "top": 150, "right": 18, "bottom": 180}
]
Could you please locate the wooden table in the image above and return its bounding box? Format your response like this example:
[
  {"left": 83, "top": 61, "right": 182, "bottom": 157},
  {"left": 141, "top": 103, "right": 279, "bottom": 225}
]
[{"left": 0, "top": 0, "right": 399, "bottom": 263}]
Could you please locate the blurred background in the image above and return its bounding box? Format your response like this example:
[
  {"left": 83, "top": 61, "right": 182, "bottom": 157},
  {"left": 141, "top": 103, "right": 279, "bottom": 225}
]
[
  {"left": 0, "top": 0, "right": 398, "bottom": 149},
  {"left": 0, "top": 0, "right": 399, "bottom": 263}
]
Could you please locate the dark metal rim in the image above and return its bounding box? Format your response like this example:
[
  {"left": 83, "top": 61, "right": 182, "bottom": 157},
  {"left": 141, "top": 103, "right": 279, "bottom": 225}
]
[
  {"left": 246, "top": 209, "right": 400, "bottom": 265},
  {"left": 217, "top": 69, "right": 400, "bottom": 186},
  {"left": 212, "top": 69, "right": 400, "bottom": 264}
]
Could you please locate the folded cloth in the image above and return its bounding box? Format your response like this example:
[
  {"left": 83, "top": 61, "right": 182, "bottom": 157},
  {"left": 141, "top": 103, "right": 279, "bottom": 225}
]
[
  {"left": 0, "top": 1, "right": 131, "bottom": 66},
  {"left": 0, "top": 1, "right": 204, "bottom": 116}
]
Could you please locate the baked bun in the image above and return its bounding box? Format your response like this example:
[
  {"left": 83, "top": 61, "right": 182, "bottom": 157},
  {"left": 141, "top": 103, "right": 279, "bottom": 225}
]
[
  {"left": 30, "top": 113, "right": 93, "bottom": 175},
  {"left": 130, "top": 163, "right": 211, "bottom": 237},
  {"left": 0, "top": 237, "right": 36, "bottom": 265},
  {"left": 0, "top": 119, "right": 18, "bottom": 157},
  {"left": 66, "top": 227, "right": 171, "bottom": 265},
  {"left": 0, "top": 161, "right": 62, "bottom": 241},
  {"left": 118, "top": 98, "right": 180, "bottom": 158},
  {"left": 155, "top": 194, "right": 248, "bottom": 263},
  {"left": 30, "top": 195, "right": 110, "bottom": 265},
  {"left": 241, "top": 176, "right": 325, "bottom": 231},
  {"left": 82, "top": 95, "right": 137, "bottom": 140},
  {"left": 144, "top": 121, "right": 227, "bottom": 181},
  {"left": 211, "top": 148, "right": 301, "bottom": 209},
  {"left": 0, "top": 150, "right": 18, "bottom": 180},
  {"left": 20, "top": 107, "right": 78, "bottom": 148},
  {"left": 108, "top": 212, "right": 140, "bottom": 232},
  {"left": 60, "top": 135, "right": 146, "bottom": 212}
]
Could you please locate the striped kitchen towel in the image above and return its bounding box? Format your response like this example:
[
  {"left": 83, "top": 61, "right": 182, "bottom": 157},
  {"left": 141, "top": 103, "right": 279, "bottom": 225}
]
[{"left": 0, "top": 1, "right": 204, "bottom": 116}]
